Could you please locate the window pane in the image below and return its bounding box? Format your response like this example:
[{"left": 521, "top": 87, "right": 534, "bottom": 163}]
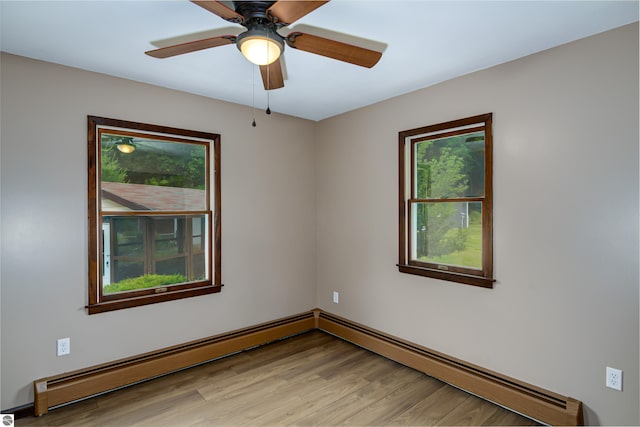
[
  {"left": 154, "top": 217, "right": 184, "bottom": 258},
  {"left": 112, "top": 260, "right": 144, "bottom": 283},
  {"left": 102, "top": 214, "right": 209, "bottom": 295},
  {"left": 414, "top": 131, "right": 485, "bottom": 199},
  {"left": 100, "top": 133, "right": 206, "bottom": 212},
  {"left": 411, "top": 202, "right": 482, "bottom": 269},
  {"left": 156, "top": 257, "right": 186, "bottom": 277},
  {"left": 111, "top": 217, "right": 144, "bottom": 257}
]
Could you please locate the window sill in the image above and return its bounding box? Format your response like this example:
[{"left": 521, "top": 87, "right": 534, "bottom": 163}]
[
  {"left": 397, "top": 264, "right": 494, "bottom": 288},
  {"left": 87, "top": 284, "right": 222, "bottom": 314}
]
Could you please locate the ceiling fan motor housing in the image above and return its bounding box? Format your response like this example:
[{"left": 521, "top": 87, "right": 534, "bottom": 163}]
[
  {"left": 236, "top": 22, "right": 284, "bottom": 45},
  {"left": 233, "top": 1, "right": 277, "bottom": 21}
]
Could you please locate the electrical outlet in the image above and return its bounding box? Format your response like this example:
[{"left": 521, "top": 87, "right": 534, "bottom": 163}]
[
  {"left": 332, "top": 291, "right": 339, "bottom": 304},
  {"left": 606, "top": 367, "right": 622, "bottom": 391},
  {"left": 57, "top": 337, "right": 70, "bottom": 356}
]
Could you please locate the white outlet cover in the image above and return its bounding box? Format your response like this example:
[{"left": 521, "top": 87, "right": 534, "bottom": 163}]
[
  {"left": 606, "top": 366, "right": 622, "bottom": 391},
  {"left": 332, "top": 291, "right": 339, "bottom": 304},
  {"left": 57, "top": 337, "right": 70, "bottom": 356}
]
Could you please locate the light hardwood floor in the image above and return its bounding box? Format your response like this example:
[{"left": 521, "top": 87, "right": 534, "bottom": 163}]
[{"left": 18, "top": 331, "right": 540, "bottom": 426}]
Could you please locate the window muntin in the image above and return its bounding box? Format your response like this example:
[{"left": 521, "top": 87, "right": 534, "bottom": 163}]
[
  {"left": 399, "top": 114, "right": 493, "bottom": 288},
  {"left": 88, "top": 116, "right": 221, "bottom": 313}
]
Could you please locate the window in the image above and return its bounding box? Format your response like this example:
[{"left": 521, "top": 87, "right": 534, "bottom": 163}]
[
  {"left": 398, "top": 113, "right": 494, "bottom": 288},
  {"left": 88, "top": 116, "right": 221, "bottom": 314}
]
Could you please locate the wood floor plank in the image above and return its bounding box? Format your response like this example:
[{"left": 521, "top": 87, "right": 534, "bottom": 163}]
[
  {"left": 15, "top": 398, "right": 99, "bottom": 426},
  {"left": 17, "top": 331, "right": 539, "bottom": 427},
  {"left": 313, "top": 345, "right": 372, "bottom": 380},
  {"left": 340, "top": 375, "right": 445, "bottom": 426},
  {"left": 384, "top": 376, "right": 475, "bottom": 425},
  {"left": 292, "top": 364, "right": 425, "bottom": 426},
  {"left": 482, "top": 406, "right": 541, "bottom": 426},
  {"left": 435, "top": 392, "right": 501, "bottom": 426},
  {"left": 217, "top": 374, "right": 328, "bottom": 425},
  {"left": 98, "top": 389, "right": 205, "bottom": 427},
  {"left": 231, "top": 332, "right": 333, "bottom": 374},
  {"left": 252, "top": 373, "right": 372, "bottom": 425},
  {"left": 271, "top": 338, "right": 357, "bottom": 383}
]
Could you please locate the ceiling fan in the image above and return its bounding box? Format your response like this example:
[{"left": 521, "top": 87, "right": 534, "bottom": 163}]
[{"left": 145, "top": 0, "right": 383, "bottom": 90}]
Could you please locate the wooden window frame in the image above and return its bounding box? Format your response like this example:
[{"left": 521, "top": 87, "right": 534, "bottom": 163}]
[
  {"left": 87, "top": 116, "right": 222, "bottom": 314},
  {"left": 398, "top": 113, "right": 494, "bottom": 288}
]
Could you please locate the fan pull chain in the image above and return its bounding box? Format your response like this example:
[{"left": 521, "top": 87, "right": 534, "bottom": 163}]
[
  {"left": 266, "top": 69, "right": 271, "bottom": 114},
  {"left": 266, "top": 32, "right": 271, "bottom": 115},
  {"left": 252, "top": 64, "right": 257, "bottom": 127}
]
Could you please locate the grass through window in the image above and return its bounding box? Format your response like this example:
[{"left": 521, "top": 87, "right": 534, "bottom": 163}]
[{"left": 422, "top": 222, "right": 482, "bottom": 269}]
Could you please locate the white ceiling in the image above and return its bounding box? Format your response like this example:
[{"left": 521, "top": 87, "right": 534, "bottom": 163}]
[{"left": 1, "top": 1, "right": 637, "bottom": 121}]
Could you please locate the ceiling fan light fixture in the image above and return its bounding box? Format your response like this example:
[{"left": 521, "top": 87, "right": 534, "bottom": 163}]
[{"left": 236, "top": 27, "right": 283, "bottom": 66}]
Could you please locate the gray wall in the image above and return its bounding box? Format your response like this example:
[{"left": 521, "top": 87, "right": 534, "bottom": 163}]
[
  {"left": 316, "top": 23, "right": 638, "bottom": 426},
  {"left": 2, "top": 22, "right": 639, "bottom": 426},
  {"left": 0, "top": 53, "right": 317, "bottom": 410}
]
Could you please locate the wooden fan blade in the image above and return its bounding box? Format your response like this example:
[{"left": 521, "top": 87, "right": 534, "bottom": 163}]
[
  {"left": 150, "top": 27, "right": 242, "bottom": 49},
  {"left": 146, "top": 36, "right": 235, "bottom": 59},
  {"left": 267, "top": 1, "right": 329, "bottom": 25},
  {"left": 259, "top": 58, "right": 285, "bottom": 90},
  {"left": 191, "top": 0, "right": 244, "bottom": 24},
  {"left": 286, "top": 32, "right": 382, "bottom": 68}
]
